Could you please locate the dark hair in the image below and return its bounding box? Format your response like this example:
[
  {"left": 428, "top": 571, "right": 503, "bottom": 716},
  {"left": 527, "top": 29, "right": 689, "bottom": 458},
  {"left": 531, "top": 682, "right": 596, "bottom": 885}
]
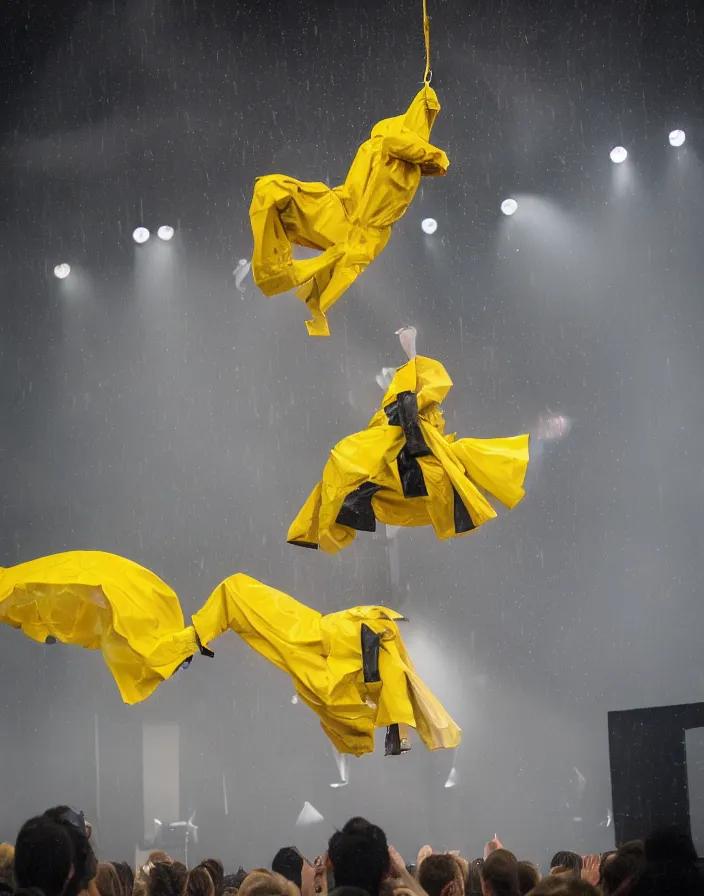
[
  {"left": 188, "top": 868, "right": 215, "bottom": 896},
  {"left": 199, "top": 861, "right": 224, "bottom": 896},
  {"left": 419, "top": 854, "right": 462, "bottom": 896},
  {"left": 42, "top": 806, "right": 97, "bottom": 896},
  {"left": 465, "top": 859, "right": 483, "bottom": 896},
  {"left": 601, "top": 842, "right": 645, "bottom": 896},
  {"left": 341, "top": 818, "right": 388, "bottom": 852},
  {"left": 597, "top": 852, "right": 617, "bottom": 888},
  {"left": 549, "top": 854, "right": 582, "bottom": 879},
  {"left": 272, "top": 849, "right": 304, "bottom": 889},
  {"left": 643, "top": 827, "right": 697, "bottom": 865},
  {"left": 481, "top": 850, "right": 520, "bottom": 896},
  {"left": 328, "top": 825, "right": 389, "bottom": 896},
  {"left": 517, "top": 862, "right": 539, "bottom": 896},
  {"left": 223, "top": 870, "right": 247, "bottom": 892},
  {"left": 328, "top": 890, "right": 370, "bottom": 896},
  {"left": 14, "top": 816, "right": 75, "bottom": 896},
  {"left": 148, "top": 862, "right": 188, "bottom": 896},
  {"left": 630, "top": 828, "right": 703, "bottom": 896},
  {"left": 111, "top": 863, "right": 135, "bottom": 896}
]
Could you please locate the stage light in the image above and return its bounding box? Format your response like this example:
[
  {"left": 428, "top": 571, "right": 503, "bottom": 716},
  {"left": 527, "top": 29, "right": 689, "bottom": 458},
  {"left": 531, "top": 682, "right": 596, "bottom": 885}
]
[
  {"left": 421, "top": 217, "right": 438, "bottom": 234},
  {"left": 610, "top": 146, "right": 628, "bottom": 164},
  {"left": 669, "top": 129, "right": 685, "bottom": 147},
  {"left": 157, "top": 225, "right": 175, "bottom": 241},
  {"left": 501, "top": 198, "right": 518, "bottom": 216},
  {"left": 133, "top": 227, "right": 150, "bottom": 244},
  {"left": 53, "top": 263, "right": 71, "bottom": 279}
]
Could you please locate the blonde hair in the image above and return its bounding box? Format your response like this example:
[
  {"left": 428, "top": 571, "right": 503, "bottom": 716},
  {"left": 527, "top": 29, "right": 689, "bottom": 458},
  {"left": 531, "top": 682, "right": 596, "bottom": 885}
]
[
  {"left": 237, "top": 871, "right": 299, "bottom": 896},
  {"left": 0, "top": 844, "right": 14, "bottom": 872}
]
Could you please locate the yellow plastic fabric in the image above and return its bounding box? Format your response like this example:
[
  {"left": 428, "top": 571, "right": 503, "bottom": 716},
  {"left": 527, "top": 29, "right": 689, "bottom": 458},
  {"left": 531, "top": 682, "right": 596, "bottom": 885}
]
[
  {"left": 193, "top": 573, "right": 460, "bottom": 756},
  {"left": 0, "top": 554, "right": 460, "bottom": 755},
  {"left": 249, "top": 86, "right": 449, "bottom": 336},
  {"left": 288, "top": 356, "right": 530, "bottom": 554},
  {"left": 0, "top": 551, "right": 198, "bottom": 704}
]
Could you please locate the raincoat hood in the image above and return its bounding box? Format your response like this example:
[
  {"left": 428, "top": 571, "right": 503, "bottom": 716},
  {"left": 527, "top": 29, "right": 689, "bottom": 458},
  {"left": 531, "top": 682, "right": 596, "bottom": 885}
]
[{"left": 372, "top": 86, "right": 442, "bottom": 142}]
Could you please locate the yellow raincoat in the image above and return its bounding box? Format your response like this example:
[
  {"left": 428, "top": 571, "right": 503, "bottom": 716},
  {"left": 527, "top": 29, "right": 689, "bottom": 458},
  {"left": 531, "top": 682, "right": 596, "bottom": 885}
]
[
  {"left": 288, "top": 356, "right": 530, "bottom": 553},
  {"left": 249, "top": 86, "right": 449, "bottom": 336},
  {"left": 193, "top": 573, "right": 460, "bottom": 756},
  {"left": 0, "top": 551, "right": 198, "bottom": 704},
  {"left": 0, "top": 553, "right": 459, "bottom": 756}
]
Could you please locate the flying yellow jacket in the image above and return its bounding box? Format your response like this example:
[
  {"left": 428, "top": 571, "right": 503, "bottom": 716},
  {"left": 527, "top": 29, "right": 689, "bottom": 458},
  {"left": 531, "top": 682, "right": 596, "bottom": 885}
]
[
  {"left": 249, "top": 86, "right": 449, "bottom": 336},
  {"left": 288, "top": 356, "right": 530, "bottom": 553},
  {"left": 0, "top": 551, "right": 198, "bottom": 704},
  {"left": 0, "top": 552, "right": 459, "bottom": 756},
  {"left": 193, "top": 574, "right": 460, "bottom": 756}
]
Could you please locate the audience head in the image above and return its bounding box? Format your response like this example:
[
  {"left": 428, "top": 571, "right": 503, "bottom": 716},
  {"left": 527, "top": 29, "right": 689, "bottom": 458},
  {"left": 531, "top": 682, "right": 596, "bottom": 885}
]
[
  {"left": 466, "top": 860, "right": 484, "bottom": 896},
  {"left": 601, "top": 841, "right": 645, "bottom": 896},
  {"left": 340, "top": 818, "right": 388, "bottom": 854},
  {"left": 272, "top": 849, "right": 304, "bottom": 890},
  {"left": 223, "top": 871, "right": 247, "bottom": 893},
  {"left": 0, "top": 844, "right": 13, "bottom": 896},
  {"left": 549, "top": 854, "right": 582, "bottom": 880},
  {"left": 199, "top": 862, "right": 224, "bottom": 896},
  {"left": 147, "top": 862, "right": 188, "bottom": 896},
  {"left": 328, "top": 819, "right": 389, "bottom": 896},
  {"left": 41, "top": 806, "right": 97, "bottom": 896},
  {"left": 480, "top": 850, "right": 520, "bottom": 896},
  {"left": 238, "top": 871, "right": 298, "bottom": 896},
  {"left": 529, "top": 881, "right": 599, "bottom": 896},
  {"left": 187, "top": 868, "right": 215, "bottom": 896},
  {"left": 630, "top": 827, "right": 702, "bottom": 896},
  {"left": 96, "top": 864, "right": 124, "bottom": 896},
  {"left": 111, "top": 863, "right": 135, "bottom": 896},
  {"left": 418, "top": 854, "right": 465, "bottom": 896},
  {"left": 643, "top": 826, "right": 697, "bottom": 865},
  {"left": 327, "top": 890, "right": 369, "bottom": 896},
  {"left": 14, "top": 816, "right": 75, "bottom": 896},
  {"left": 597, "top": 852, "right": 616, "bottom": 889},
  {"left": 516, "top": 862, "right": 539, "bottom": 896},
  {"left": 0, "top": 845, "right": 13, "bottom": 873}
]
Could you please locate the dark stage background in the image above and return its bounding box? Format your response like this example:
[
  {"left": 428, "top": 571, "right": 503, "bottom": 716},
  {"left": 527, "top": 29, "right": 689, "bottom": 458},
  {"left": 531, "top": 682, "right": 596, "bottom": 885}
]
[{"left": 1, "top": 0, "right": 704, "bottom": 869}]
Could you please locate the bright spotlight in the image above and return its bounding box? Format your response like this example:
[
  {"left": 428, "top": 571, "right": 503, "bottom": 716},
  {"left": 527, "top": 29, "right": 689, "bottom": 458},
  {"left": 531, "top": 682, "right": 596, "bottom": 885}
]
[
  {"left": 669, "top": 129, "right": 685, "bottom": 147},
  {"left": 501, "top": 198, "right": 518, "bottom": 216},
  {"left": 157, "top": 225, "right": 175, "bottom": 241},
  {"left": 610, "top": 146, "right": 628, "bottom": 164},
  {"left": 421, "top": 218, "right": 438, "bottom": 235},
  {"left": 54, "top": 263, "right": 71, "bottom": 279},
  {"left": 133, "top": 227, "right": 150, "bottom": 244}
]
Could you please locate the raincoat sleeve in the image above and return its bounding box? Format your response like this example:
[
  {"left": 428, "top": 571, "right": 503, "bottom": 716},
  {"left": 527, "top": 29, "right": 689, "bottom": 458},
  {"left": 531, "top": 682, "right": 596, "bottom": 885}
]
[{"left": 381, "top": 132, "right": 449, "bottom": 175}]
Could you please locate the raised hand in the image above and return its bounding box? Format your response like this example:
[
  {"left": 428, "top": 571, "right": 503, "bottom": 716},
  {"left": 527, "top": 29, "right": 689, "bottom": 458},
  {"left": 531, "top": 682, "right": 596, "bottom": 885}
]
[
  {"left": 396, "top": 326, "right": 418, "bottom": 360},
  {"left": 483, "top": 835, "right": 503, "bottom": 860},
  {"left": 416, "top": 845, "right": 433, "bottom": 868},
  {"left": 582, "top": 855, "right": 600, "bottom": 886}
]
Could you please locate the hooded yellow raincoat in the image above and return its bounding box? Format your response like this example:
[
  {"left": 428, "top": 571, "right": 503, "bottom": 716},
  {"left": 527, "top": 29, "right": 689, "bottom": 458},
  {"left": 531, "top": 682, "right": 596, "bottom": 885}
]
[
  {"left": 193, "top": 573, "right": 460, "bottom": 756},
  {"left": 0, "top": 554, "right": 459, "bottom": 756},
  {"left": 249, "top": 86, "right": 449, "bottom": 336},
  {"left": 288, "top": 356, "right": 530, "bottom": 553}
]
